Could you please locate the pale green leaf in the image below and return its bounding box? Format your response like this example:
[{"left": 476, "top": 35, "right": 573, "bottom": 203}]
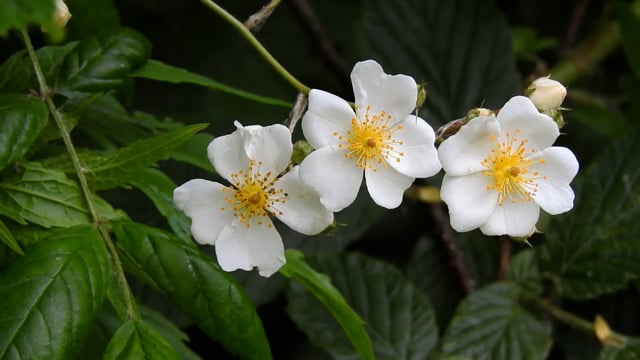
[{"left": 104, "top": 320, "right": 181, "bottom": 360}]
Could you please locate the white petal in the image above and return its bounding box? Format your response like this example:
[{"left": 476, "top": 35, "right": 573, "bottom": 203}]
[
  {"left": 364, "top": 165, "right": 414, "bottom": 209},
  {"left": 438, "top": 115, "right": 500, "bottom": 176},
  {"left": 497, "top": 96, "right": 559, "bottom": 150},
  {"left": 274, "top": 167, "right": 334, "bottom": 235},
  {"left": 173, "top": 179, "right": 234, "bottom": 245},
  {"left": 530, "top": 146, "right": 579, "bottom": 215},
  {"left": 480, "top": 200, "right": 540, "bottom": 237},
  {"left": 216, "top": 218, "right": 285, "bottom": 277},
  {"left": 440, "top": 173, "right": 497, "bottom": 232},
  {"left": 299, "top": 146, "right": 363, "bottom": 212},
  {"left": 302, "top": 89, "right": 355, "bottom": 149},
  {"left": 209, "top": 122, "right": 292, "bottom": 182},
  {"left": 351, "top": 60, "right": 417, "bottom": 122},
  {"left": 387, "top": 115, "right": 441, "bottom": 178}
]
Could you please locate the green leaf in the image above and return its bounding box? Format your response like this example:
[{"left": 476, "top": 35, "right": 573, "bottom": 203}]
[
  {"left": 64, "top": 0, "right": 121, "bottom": 41},
  {"left": 600, "top": 336, "right": 640, "bottom": 359},
  {"left": 0, "top": 162, "right": 126, "bottom": 227},
  {"left": 171, "top": 132, "right": 216, "bottom": 172},
  {"left": 538, "top": 133, "right": 640, "bottom": 300},
  {"left": 618, "top": 3, "right": 640, "bottom": 78},
  {"left": 128, "top": 168, "right": 191, "bottom": 242},
  {"left": 0, "top": 94, "right": 48, "bottom": 172},
  {"left": 57, "top": 28, "right": 151, "bottom": 96},
  {"left": 284, "top": 251, "right": 438, "bottom": 360},
  {"left": 441, "top": 282, "right": 552, "bottom": 359},
  {"left": 0, "top": 218, "right": 23, "bottom": 255},
  {"left": 131, "top": 59, "right": 291, "bottom": 108},
  {"left": 0, "top": 0, "right": 55, "bottom": 35},
  {"left": 0, "top": 224, "right": 109, "bottom": 359},
  {"left": 0, "top": 42, "right": 78, "bottom": 93},
  {"left": 507, "top": 249, "right": 542, "bottom": 294},
  {"left": 139, "top": 306, "right": 201, "bottom": 360},
  {"left": 104, "top": 320, "right": 181, "bottom": 360},
  {"left": 112, "top": 221, "right": 272, "bottom": 360},
  {"left": 357, "top": 0, "right": 520, "bottom": 125},
  {"left": 281, "top": 250, "right": 375, "bottom": 360},
  {"left": 45, "top": 123, "right": 208, "bottom": 190}
]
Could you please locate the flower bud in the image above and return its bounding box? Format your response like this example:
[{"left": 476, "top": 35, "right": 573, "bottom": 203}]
[
  {"left": 526, "top": 76, "right": 566, "bottom": 111},
  {"left": 415, "top": 82, "right": 427, "bottom": 110},
  {"left": 52, "top": 0, "right": 72, "bottom": 28},
  {"left": 291, "top": 140, "right": 314, "bottom": 165}
]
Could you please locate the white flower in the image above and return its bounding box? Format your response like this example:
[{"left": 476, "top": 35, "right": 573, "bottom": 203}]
[
  {"left": 299, "top": 60, "right": 441, "bottom": 211},
  {"left": 527, "top": 76, "right": 567, "bottom": 111},
  {"left": 173, "top": 122, "right": 334, "bottom": 277},
  {"left": 438, "top": 96, "right": 579, "bottom": 237}
]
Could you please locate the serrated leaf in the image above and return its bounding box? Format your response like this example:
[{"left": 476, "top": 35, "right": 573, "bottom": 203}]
[
  {"left": 538, "top": 133, "right": 640, "bottom": 300},
  {"left": 280, "top": 250, "right": 374, "bottom": 360},
  {"left": 104, "top": 320, "right": 181, "bottom": 360},
  {"left": 57, "top": 28, "right": 151, "bottom": 96},
  {"left": 128, "top": 168, "right": 191, "bottom": 242},
  {"left": 285, "top": 252, "right": 438, "bottom": 360},
  {"left": 0, "top": 94, "right": 48, "bottom": 172},
  {"left": 441, "top": 282, "right": 551, "bottom": 359},
  {"left": 507, "top": 249, "right": 542, "bottom": 294},
  {"left": 357, "top": 0, "right": 520, "bottom": 125},
  {"left": 112, "top": 221, "right": 272, "bottom": 360},
  {"left": 131, "top": 59, "right": 291, "bottom": 107},
  {"left": 0, "top": 218, "right": 23, "bottom": 255},
  {"left": 0, "top": 224, "right": 109, "bottom": 359},
  {"left": 0, "top": 0, "right": 55, "bottom": 35},
  {"left": 0, "top": 162, "right": 125, "bottom": 227}
]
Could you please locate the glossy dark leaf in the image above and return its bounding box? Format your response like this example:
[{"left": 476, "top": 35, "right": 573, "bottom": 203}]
[{"left": 0, "top": 94, "right": 48, "bottom": 172}]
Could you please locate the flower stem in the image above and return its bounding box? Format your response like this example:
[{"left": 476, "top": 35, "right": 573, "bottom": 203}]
[
  {"left": 20, "top": 28, "right": 139, "bottom": 321},
  {"left": 200, "top": 0, "right": 310, "bottom": 94}
]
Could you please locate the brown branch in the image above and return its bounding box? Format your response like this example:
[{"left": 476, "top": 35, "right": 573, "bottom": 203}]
[
  {"left": 286, "top": 0, "right": 351, "bottom": 92},
  {"left": 497, "top": 235, "right": 512, "bottom": 281},
  {"left": 429, "top": 204, "right": 476, "bottom": 295}
]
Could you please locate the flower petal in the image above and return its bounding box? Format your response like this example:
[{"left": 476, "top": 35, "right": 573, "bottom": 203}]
[
  {"left": 351, "top": 60, "right": 417, "bottom": 122},
  {"left": 209, "top": 122, "right": 292, "bottom": 182},
  {"left": 299, "top": 146, "right": 363, "bottom": 212},
  {"left": 530, "top": 146, "right": 579, "bottom": 215},
  {"left": 173, "top": 179, "right": 233, "bottom": 245},
  {"left": 274, "top": 167, "right": 334, "bottom": 235},
  {"left": 365, "top": 165, "right": 414, "bottom": 209},
  {"left": 302, "top": 89, "right": 355, "bottom": 149},
  {"left": 438, "top": 115, "right": 500, "bottom": 176},
  {"left": 480, "top": 200, "right": 540, "bottom": 237},
  {"left": 386, "top": 115, "right": 441, "bottom": 178},
  {"left": 497, "top": 96, "right": 559, "bottom": 150},
  {"left": 216, "top": 218, "right": 285, "bottom": 277},
  {"left": 440, "top": 173, "right": 497, "bottom": 232}
]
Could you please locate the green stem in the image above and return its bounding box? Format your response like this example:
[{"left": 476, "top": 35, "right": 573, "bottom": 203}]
[
  {"left": 21, "top": 28, "right": 139, "bottom": 321},
  {"left": 201, "top": 0, "right": 310, "bottom": 94}
]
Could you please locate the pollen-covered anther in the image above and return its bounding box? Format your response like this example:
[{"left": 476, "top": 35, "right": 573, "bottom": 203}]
[{"left": 481, "top": 130, "right": 546, "bottom": 206}]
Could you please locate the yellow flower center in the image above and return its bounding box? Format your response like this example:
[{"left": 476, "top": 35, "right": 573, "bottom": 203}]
[
  {"left": 481, "top": 130, "right": 546, "bottom": 206},
  {"left": 220, "top": 160, "right": 287, "bottom": 228},
  {"left": 334, "top": 105, "right": 405, "bottom": 170}
]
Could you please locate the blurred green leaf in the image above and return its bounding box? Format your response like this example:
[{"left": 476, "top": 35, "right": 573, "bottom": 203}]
[
  {"left": 618, "top": 3, "right": 640, "bottom": 78},
  {"left": 281, "top": 250, "right": 375, "bottom": 360},
  {"left": 0, "top": 225, "right": 109, "bottom": 359},
  {"left": 0, "top": 218, "right": 23, "bottom": 255},
  {"left": 441, "top": 282, "right": 552, "bottom": 359},
  {"left": 112, "top": 221, "right": 272, "bottom": 360},
  {"left": 64, "top": 0, "right": 121, "bottom": 40},
  {"left": 511, "top": 26, "right": 558, "bottom": 60},
  {"left": 58, "top": 28, "right": 151, "bottom": 96},
  {"left": 104, "top": 320, "right": 181, "bottom": 360},
  {"left": 0, "top": 94, "right": 48, "bottom": 172},
  {"left": 128, "top": 168, "right": 191, "bottom": 242},
  {"left": 538, "top": 132, "right": 640, "bottom": 300},
  {"left": 171, "top": 132, "right": 215, "bottom": 172},
  {"left": 0, "top": 42, "right": 78, "bottom": 93},
  {"left": 0, "top": 162, "right": 125, "bottom": 227},
  {"left": 285, "top": 251, "right": 438, "bottom": 360},
  {"left": 0, "top": 0, "right": 55, "bottom": 36},
  {"left": 357, "top": 0, "right": 520, "bottom": 125},
  {"left": 131, "top": 59, "right": 291, "bottom": 107},
  {"left": 599, "top": 336, "right": 640, "bottom": 359}
]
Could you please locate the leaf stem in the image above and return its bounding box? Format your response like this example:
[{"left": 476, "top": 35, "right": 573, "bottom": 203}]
[
  {"left": 200, "top": 0, "right": 310, "bottom": 94},
  {"left": 20, "top": 28, "right": 139, "bottom": 321}
]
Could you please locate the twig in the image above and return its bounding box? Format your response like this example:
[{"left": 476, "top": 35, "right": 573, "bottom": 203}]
[
  {"left": 429, "top": 204, "right": 476, "bottom": 295},
  {"left": 285, "top": 92, "right": 307, "bottom": 133},
  {"left": 286, "top": 0, "right": 351, "bottom": 93},
  {"left": 562, "top": 0, "right": 589, "bottom": 54},
  {"left": 497, "top": 235, "right": 511, "bottom": 281}
]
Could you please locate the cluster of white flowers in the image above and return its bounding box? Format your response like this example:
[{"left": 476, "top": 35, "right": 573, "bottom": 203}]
[{"left": 174, "top": 60, "right": 578, "bottom": 277}]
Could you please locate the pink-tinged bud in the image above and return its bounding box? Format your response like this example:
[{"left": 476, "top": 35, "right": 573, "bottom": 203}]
[{"left": 527, "top": 76, "right": 567, "bottom": 111}]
